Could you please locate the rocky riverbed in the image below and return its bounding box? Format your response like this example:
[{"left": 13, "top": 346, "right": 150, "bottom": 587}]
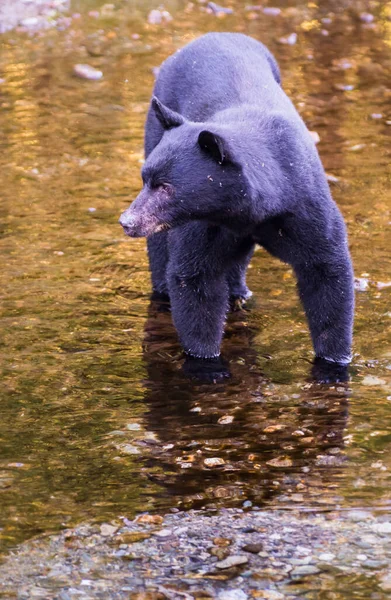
[
  {"left": 2, "top": 508, "right": 391, "bottom": 599},
  {"left": 0, "top": 0, "right": 69, "bottom": 34}
]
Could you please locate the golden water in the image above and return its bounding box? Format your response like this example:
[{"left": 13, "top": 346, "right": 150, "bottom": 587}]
[{"left": 0, "top": 0, "right": 390, "bottom": 556}]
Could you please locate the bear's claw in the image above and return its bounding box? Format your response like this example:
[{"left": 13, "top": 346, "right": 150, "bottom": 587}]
[
  {"left": 311, "top": 357, "right": 349, "bottom": 384},
  {"left": 183, "top": 355, "right": 231, "bottom": 383}
]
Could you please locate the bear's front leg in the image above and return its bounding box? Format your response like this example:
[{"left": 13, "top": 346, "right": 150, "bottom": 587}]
[
  {"left": 147, "top": 231, "right": 169, "bottom": 299},
  {"left": 167, "top": 223, "right": 231, "bottom": 382},
  {"left": 227, "top": 240, "right": 255, "bottom": 311}
]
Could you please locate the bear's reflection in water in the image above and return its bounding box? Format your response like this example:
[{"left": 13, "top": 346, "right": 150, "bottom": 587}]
[{"left": 140, "top": 298, "right": 350, "bottom": 511}]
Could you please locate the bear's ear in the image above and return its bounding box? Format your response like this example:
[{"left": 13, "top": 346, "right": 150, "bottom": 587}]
[
  {"left": 198, "top": 130, "right": 227, "bottom": 164},
  {"left": 151, "top": 96, "right": 185, "bottom": 130}
]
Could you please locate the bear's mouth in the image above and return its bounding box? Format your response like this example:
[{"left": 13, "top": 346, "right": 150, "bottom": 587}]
[
  {"left": 121, "top": 224, "right": 143, "bottom": 238},
  {"left": 120, "top": 214, "right": 171, "bottom": 238},
  {"left": 153, "top": 222, "right": 171, "bottom": 234}
]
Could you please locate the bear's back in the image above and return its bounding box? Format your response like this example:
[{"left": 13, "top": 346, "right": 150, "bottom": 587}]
[{"left": 154, "top": 33, "right": 283, "bottom": 121}]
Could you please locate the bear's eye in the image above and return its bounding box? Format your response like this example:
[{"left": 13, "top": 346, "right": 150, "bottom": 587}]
[{"left": 156, "top": 183, "right": 173, "bottom": 195}]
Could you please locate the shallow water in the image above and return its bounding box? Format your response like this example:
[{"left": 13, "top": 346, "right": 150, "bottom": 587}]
[{"left": 0, "top": 0, "right": 390, "bottom": 557}]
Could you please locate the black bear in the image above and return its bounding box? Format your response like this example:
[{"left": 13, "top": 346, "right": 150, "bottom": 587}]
[{"left": 119, "top": 33, "right": 354, "bottom": 382}]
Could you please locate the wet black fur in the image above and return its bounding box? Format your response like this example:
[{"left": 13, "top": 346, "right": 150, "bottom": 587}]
[{"left": 122, "top": 33, "right": 354, "bottom": 381}]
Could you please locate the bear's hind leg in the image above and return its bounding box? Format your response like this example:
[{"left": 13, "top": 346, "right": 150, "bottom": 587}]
[{"left": 257, "top": 212, "right": 354, "bottom": 383}]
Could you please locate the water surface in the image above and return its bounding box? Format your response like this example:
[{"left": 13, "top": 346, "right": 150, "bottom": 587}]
[{"left": 0, "top": 0, "right": 390, "bottom": 555}]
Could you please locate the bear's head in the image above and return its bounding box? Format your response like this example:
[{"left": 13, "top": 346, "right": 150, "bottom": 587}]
[{"left": 119, "top": 97, "right": 258, "bottom": 238}]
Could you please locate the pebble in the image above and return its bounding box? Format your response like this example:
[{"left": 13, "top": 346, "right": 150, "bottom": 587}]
[
  {"left": 349, "top": 144, "right": 366, "bottom": 152},
  {"left": 362, "top": 376, "right": 386, "bottom": 386},
  {"left": 242, "top": 542, "right": 263, "bottom": 553},
  {"left": 318, "top": 552, "right": 335, "bottom": 561},
  {"left": 372, "top": 522, "right": 391, "bottom": 534},
  {"left": 360, "top": 12, "right": 375, "bottom": 23},
  {"left": 263, "top": 424, "right": 285, "bottom": 433},
  {"left": 291, "top": 565, "right": 321, "bottom": 576},
  {"left": 207, "top": 2, "right": 234, "bottom": 15},
  {"left": 116, "top": 532, "right": 150, "bottom": 544},
  {"left": 215, "top": 555, "right": 249, "bottom": 569},
  {"left": 290, "top": 556, "right": 313, "bottom": 565},
  {"left": 147, "top": 9, "right": 172, "bottom": 24},
  {"left": 326, "top": 173, "right": 340, "bottom": 184},
  {"left": 135, "top": 514, "right": 163, "bottom": 525},
  {"left": 153, "top": 528, "right": 173, "bottom": 537},
  {"left": 20, "top": 17, "right": 39, "bottom": 26},
  {"left": 73, "top": 64, "right": 103, "bottom": 80},
  {"left": 218, "top": 415, "right": 234, "bottom": 424},
  {"left": 377, "top": 281, "right": 391, "bottom": 289},
  {"left": 266, "top": 456, "right": 293, "bottom": 468},
  {"left": 379, "top": 573, "right": 391, "bottom": 591},
  {"left": 354, "top": 540, "right": 372, "bottom": 549},
  {"left": 204, "top": 457, "right": 225, "bottom": 467},
  {"left": 354, "top": 277, "right": 369, "bottom": 291},
  {"left": 277, "top": 33, "right": 297, "bottom": 45},
  {"left": 291, "top": 493, "right": 304, "bottom": 503},
  {"left": 347, "top": 510, "right": 372, "bottom": 522},
  {"left": 217, "top": 590, "right": 247, "bottom": 600},
  {"left": 363, "top": 559, "right": 389, "bottom": 569},
  {"left": 116, "top": 443, "right": 141, "bottom": 455},
  {"left": 309, "top": 131, "right": 320, "bottom": 144},
  {"left": 332, "top": 58, "right": 355, "bottom": 70},
  {"left": 100, "top": 523, "right": 118, "bottom": 536},
  {"left": 262, "top": 7, "right": 281, "bottom": 16},
  {"left": 361, "top": 534, "right": 379, "bottom": 545},
  {"left": 333, "top": 83, "right": 355, "bottom": 92},
  {"left": 257, "top": 592, "right": 284, "bottom": 600},
  {"left": 213, "top": 537, "right": 232, "bottom": 546}
]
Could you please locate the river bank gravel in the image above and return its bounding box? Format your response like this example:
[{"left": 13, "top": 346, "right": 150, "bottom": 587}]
[{"left": 1, "top": 508, "right": 391, "bottom": 599}]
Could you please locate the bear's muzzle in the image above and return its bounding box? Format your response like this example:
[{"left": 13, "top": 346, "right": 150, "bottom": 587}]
[{"left": 119, "top": 207, "right": 169, "bottom": 238}]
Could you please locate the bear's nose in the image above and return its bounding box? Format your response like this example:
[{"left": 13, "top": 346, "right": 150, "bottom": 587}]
[
  {"left": 118, "top": 213, "right": 129, "bottom": 228},
  {"left": 119, "top": 210, "right": 144, "bottom": 237},
  {"left": 119, "top": 210, "right": 136, "bottom": 228}
]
